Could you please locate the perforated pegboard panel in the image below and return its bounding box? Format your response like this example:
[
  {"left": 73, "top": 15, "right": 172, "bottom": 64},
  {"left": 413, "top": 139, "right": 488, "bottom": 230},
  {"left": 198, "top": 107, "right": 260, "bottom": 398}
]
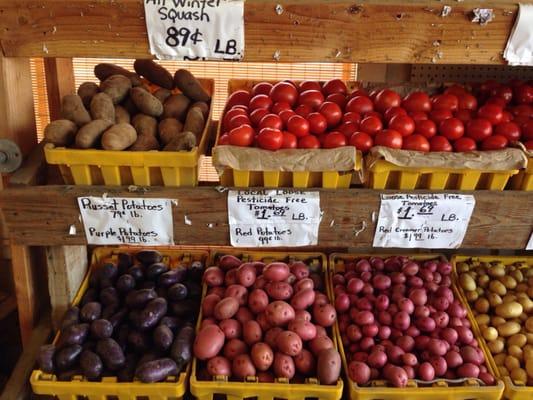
[{"left": 410, "top": 64, "right": 533, "bottom": 83}]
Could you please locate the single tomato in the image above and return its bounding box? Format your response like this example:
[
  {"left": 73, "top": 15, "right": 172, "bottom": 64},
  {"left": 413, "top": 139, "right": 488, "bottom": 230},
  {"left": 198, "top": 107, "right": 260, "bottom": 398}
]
[
  {"left": 389, "top": 114, "right": 415, "bottom": 137},
  {"left": 307, "top": 112, "right": 328, "bottom": 135},
  {"left": 374, "top": 129, "right": 403, "bottom": 149},
  {"left": 454, "top": 109, "right": 473, "bottom": 124},
  {"left": 318, "top": 101, "right": 343, "bottom": 128},
  {"left": 439, "top": 118, "right": 464, "bottom": 140},
  {"left": 512, "top": 104, "right": 533, "bottom": 118},
  {"left": 429, "top": 136, "right": 452, "bottom": 152},
  {"left": 228, "top": 114, "right": 251, "bottom": 131},
  {"left": 457, "top": 94, "right": 478, "bottom": 111},
  {"left": 466, "top": 118, "right": 492, "bottom": 142},
  {"left": 228, "top": 125, "right": 254, "bottom": 147},
  {"left": 453, "top": 137, "right": 477, "bottom": 152},
  {"left": 360, "top": 116, "right": 383, "bottom": 135},
  {"left": 432, "top": 94, "right": 459, "bottom": 111},
  {"left": 481, "top": 135, "right": 508, "bottom": 150},
  {"left": 477, "top": 104, "right": 504, "bottom": 125},
  {"left": 349, "top": 132, "right": 373, "bottom": 153},
  {"left": 278, "top": 109, "right": 296, "bottom": 124},
  {"left": 485, "top": 96, "right": 507, "bottom": 108},
  {"left": 295, "top": 104, "right": 313, "bottom": 118},
  {"left": 429, "top": 109, "right": 453, "bottom": 125},
  {"left": 338, "top": 121, "right": 359, "bottom": 138},
  {"left": 251, "top": 82, "right": 273, "bottom": 97},
  {"left": 271, "top": 101, "right": 292, "bottom": 115},
  {"left": 223, "top": 108, "right": 248, "bottom": 130},
  {"left": 402, "top": 134, "right": 430, "bottom": 152},
  {"left": 299, "top": 90, "right": 325, "bottom": 110},
  {"left": 445, "top": 85, "right": 467, "bottom": 97},
  {"left": 494, "top": 121, "right": 521, "bottom": 142},
  {"left": 257, "top": 128, "right": 283, "bottom": 150},
  {"left": 402, "top": 91, "right": 431, "bottom": 113},
  {"left": 298, "top": 135, "right": 321, "bottom": 149},
  {"left": 384, "top": 106, "right": 407, "bottom": 123},
  {"left": 323, "top": 79, "right": 348, "bottom": 95},
  {"left": 269, "top": 82, "right": 298, "bottom": 106},
  {"left": 218, "top": 134, "right": 230, "bottom": 145},
  {"left": 374, "top": 89, "right": 401, "bottom": 112},
  {"left": 346, "top": 96, "right": 374, "bottom": 114},
  {"left": 343, "top": 112, "right": 362, "bottom": 125},
  {"left": 409, "top": 111, "right": 428, "bottom": 121},
  {"left": 415, "top": 119, "right": 437, "bottom": 138},
  {"left": 492, "top": 85, "right": 513, "bottom": 103},
  {"left": 281, "top": 131, "right": 298, "bottom": 149},
  {"left": 287, "top": 115, "right": 310, "bottom": 138},
  {"left": 250, "top": 108, "right": 270, "bottom": 126},
  {"left": 249, "top": 94, "right": 272, "bottom": 111},
  {"left": 299, "top": 81, "right": 322, "bottom": 93},
  {"left": 326, "top": 93, "right": 347, "bottom": 109},
  {"left": 226, "top": 90, "right": 252, "bottom": 109},
  {"left": 513, "top": 84, "right": 533, "bottom": 104},
  {"left": 259, "top": 114, "right": 283, "bottom": 131},
  {"left": 323, "top": 132, "right": 347, "bottom": 148},
  {"left": 500, "top": 111, "right": 513, "bottom": 123}
]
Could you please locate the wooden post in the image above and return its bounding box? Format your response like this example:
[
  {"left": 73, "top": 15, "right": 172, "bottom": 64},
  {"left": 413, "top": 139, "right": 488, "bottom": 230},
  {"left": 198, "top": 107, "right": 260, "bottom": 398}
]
[
  {"left": 46, "top": 246, "right": 88, "bottom": 329},
  {"left": 43, "top": 58, "right": 75, "bottom": 120}
]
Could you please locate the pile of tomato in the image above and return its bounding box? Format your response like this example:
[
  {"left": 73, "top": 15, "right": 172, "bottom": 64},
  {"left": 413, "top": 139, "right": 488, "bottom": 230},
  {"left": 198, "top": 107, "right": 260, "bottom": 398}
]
[{"left": 218, "top": 79, "right": 533, "bottom": 153}]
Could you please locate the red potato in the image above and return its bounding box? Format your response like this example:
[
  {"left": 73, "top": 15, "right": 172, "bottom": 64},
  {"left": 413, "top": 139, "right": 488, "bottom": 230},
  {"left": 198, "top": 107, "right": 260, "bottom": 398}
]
[
  {"left": 208, "top": 287, "right": 225, "bottom": 298},
  {"left": 294, "top": 310, "right": 312, "bottom": 322},
  {"left": 224, "top": 284, "right": 248, "bottom": 306},
  {"left": 219, "top": 319, "right": 242, "bottom": 340},
  {"left": 263, "top": 262, "right": 290, "bottom": 282},
  {"left": 429, "top": 356, "right": 447, "bottom": 376},
  {"left": 294, "top": 278, "right": 314, "bottom": 292},
  {"left": 313, "top": 304, "right": 337, "bottom": 327},
  {"left": 248, "top": 289, "right": 269, "bottom": 314},
  {"left": 214, "top": 297, "right": 239, "bottom": 320},
  {"left": 223, "top": 339, "right": 248, "bottom": 360},
  {"left": 317, "top": 348, "right": 341, "bottom": 385},
  {"left": 200, "top": 318, "right": 216, "bottom": 329},
  {"left": 265, "top": 301, "right": 295, "bottom": 327},
  {"left": 218, "top": 255, "right": 242, "bottom": 271},
  {"left": 194, "top": 325, "right": 225, "bottom": 360},
  {"left": 276, "top": 331, "right": 303, "bottom": 356},
  {"left": 294, "top": 349, "right": 315, "bottom": 375},
  {"left": 251, "top": 342, "right": 274, "bottom": 371},
  {"left": 309, "top": 335, "right": 334, "bottom": 356},
  {"left": 257, "top": 371, "right": 275, "bottom": 382},
  {"left": 202, "top": 294, "right": 221, "bottom": 318},
  {"left": 273, "top": 353, "right": 295, "bottom": 379},
  {"left": 315, "top": 325, "right": 328, "bottom": 339},
  {"left": 290, "top": 262, "right": 310, "bottom": 280},
  {"left": 236, "top": 263, "right": 257, "bottom": 287},
  {"left": 457, "top": 363, "right": 480, "bottom": 378},
  {"left": 348, "top": 361, "right": 371, "bottom": 385},
  {"left": 256, "top": 312, "right": 272, "bottom": 331},
  {"left": 232, "top": 354, "right": 256, "bottom": 379},
  {"left": 264, "top": 327, "right": 283, "bottom": 350},
  {"left": 235, "top": 307, "right": 253, "bottom": 324},
  {"left": 203, "top": 267, "right": 224, "bottom": 287},
  {"left": 291, "top": 288, "right": 316, "bottom": 310},
  {"left": 418, "top": 362, "right": 435, "bottom": 380},
  {"left": 207, "top": 356, "right": 232, "bottom": 376},
  {"left": 224, "top": 269, "right": 238, "bottom": 286},
  {"left": 288, "top": 319, "right": 317, "bottom": 341},
  {"left": 243, "top": 320, "right": 263, "bottom": 346},
  {"left": 253, "top": 276, "right": 268, "bottom": 290},
  {"left": 383, "top": 364, "right": 408, "bottom": 388},
  {"left": 266, "top": 282, "right": 294, "bottom": 300}
]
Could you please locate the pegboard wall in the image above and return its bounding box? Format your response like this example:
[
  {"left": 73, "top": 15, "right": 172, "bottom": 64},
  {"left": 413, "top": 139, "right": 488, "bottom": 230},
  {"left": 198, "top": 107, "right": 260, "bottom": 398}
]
[{"left": 410, "top": 64, "right": 533, "bottom": 83}]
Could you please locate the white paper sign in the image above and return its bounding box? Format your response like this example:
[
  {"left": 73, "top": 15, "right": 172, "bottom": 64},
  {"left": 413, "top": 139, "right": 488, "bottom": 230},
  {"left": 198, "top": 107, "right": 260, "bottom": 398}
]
[
  {"left": 373, "top": 193, "right": 475, "bottom": 249},
  {"left": 78, "top": 197, "right": 174, "bottom": 245},
  {"left": 527, "top": 232, "right": 533, "bottom": 250},
  {"left": 228, "top": 190, "right": 321, "bottom": 247},
  {"left": 143, "top": 0, "right": 244, "bottom": 60},
  {"left": 504, "top": 4, "right": 533, "bottom": 66}
]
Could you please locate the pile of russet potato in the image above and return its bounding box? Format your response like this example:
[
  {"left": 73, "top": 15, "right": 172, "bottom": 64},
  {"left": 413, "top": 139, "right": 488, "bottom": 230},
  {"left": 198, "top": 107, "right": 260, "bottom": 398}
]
[{"left": 44, "top": 60, "right": 210, "bottom": 152}]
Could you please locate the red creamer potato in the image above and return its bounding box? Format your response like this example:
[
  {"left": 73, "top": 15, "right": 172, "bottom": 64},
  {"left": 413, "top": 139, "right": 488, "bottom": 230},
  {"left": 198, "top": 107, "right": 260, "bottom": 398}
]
[
  {"left": 263, "top": 262, "right": 290, "bottom": 282},
  {"left": 203, "top": 267, "right": 224, "bottom": 287},
  {"left": 194, "top": 325, "right": 225, "bottom": 360},
  {"left": 317, "top": 348, "right": 341, "bottom": 385},
  {"left": 214, "top": 297, "right": 239, "bottom": 320},
  {"left": 273, "top": 352, "right": 295, "bottom": 379},
  {"left": 207, "top": 356, "right": 231, "bottom": 376},
  {"left": 232, "top": 354, "right": 256, "bottom": 379},
  {"left": 248, "top": 289, "right": 269, "bottom": 314},
  {"left": 265, "top": 301, "right": 295, "bottom": 327},
  {"left": 223, "top": 339, "right": 248, "bottom": 361},
  {"left": 276, "top": 331, "right": 303, "bottom": 356},
  {"left": 294, "top": 348, "right": 315, "bottom": 375},
  {"left": 251, "top": 342, "right": 274, "bottom": 371},
  {"left": 219, "top": 255, "right": 242, "bottom": 271}
]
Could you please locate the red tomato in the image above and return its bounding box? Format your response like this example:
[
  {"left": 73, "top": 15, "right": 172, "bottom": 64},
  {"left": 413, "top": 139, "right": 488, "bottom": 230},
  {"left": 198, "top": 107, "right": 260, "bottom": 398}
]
[
  {"left": 326, "top": 93, "right": 347, "bottom": 109},
  {"left": 278, "top": 109, "right": 296, "bottom": 124},
  {"left": 249, "top": 108, "right": 269, "bottom": 127},
  {"left": 360, "top": 116, "right": 383, "bottom": 135},
  {"left": 429, "top": 136, "right": 452, "bottom": 152},
  {"left": 384, "top": 107, "right": 407, "bottom": 123},
  {"left": 342, "top": 112, "right": 362, "bottom": 125},
  {"left": 432, "top": 94, "right": 459, "bottom": 111},
  {"left": 374, "top": 89, "right": 401, "bottom": 112},
  {"left": 269, "top": 82, "right": 298, "bottom": 106},
  {"left": 514, "top": 115, "right": 530, "bottom": 126},
  {"left": 402, "top": 91, "right": 431, "bottom": 113},
  {"left": 439, "top": 118, "right": 464, "bottom": 140},
  {"left": 228, "top": 125, "right": 254, "bottom": 147},
  {"left": 402, "top": 134, "right": 430, "bottom": 152},
  {"left": 347, "top": 89, "right": 369, "bottom": 100},
  {"left": 299, "top": 90, "right": 325, "bottom": 109},
  {"left": 477, "top": 104, "right": 503, "bottom": 125},
  {"left": 298, "top": 135, "right": 321, "bottom": 149},
  {"left": 299, "top": 81, "right": 322, "bottom": 93},
  {"left": 346, "top": 96, "right": 374, "bottom": 114},
  {"left": 494, "top": 121, "right": 521, "bottom": 142},
  {"left": 231, "top": 105, "right": 248, "bottom": 112},
  {"left": 485, "top": 96, "right": 507, "bottom": 108},
  {"left": 492, "top": 86, "right": 513, "bottom": 103},
  {"left": 323, "top": 79, "right": 348, "bottom": 95},
  {"left": 374, "top": 129, "right": 403, "bottom": 149},
  {"left": 259, "top": 114, "right": 283, "bottom": 131},
  {"left": 249, "top": 94, "right": 272, "bottom": 111},
  {"left": 349, "top": 132, "right": 373, "bottom": 153},
  {"left": 323, "top": 132, "right": 347, "bottom": 148},
  {"left": 429, "top": 109, "right": 453, "bottom": 125},
  {"left": 218, "top": 134, "right": 230, "bottom": 145},
  {"left": 271, "top": 101, "right": 292, "bottom": 115},
  {"left": 223, "top": 108, "right": 248, "bottom": 130},
  {"left": 415, "top": 119, "right": 437, "bottom": 139},
  {"left": 338, "top": 122, "right": 359, "bottom": 138},
  {"left": 251, "top": 82, "right": 273, "bottom": 97},
  {"left": 389, "top": 114, "right": 415, "bottom": 137},
  {"left": 524, "top": 140, "right": 533, "bottom": 150},
  {"left": 481, "top": 135, "right": 508, "bottom": 150},
  {"left": 512, "top": 104, "right": 533, "bottom": 118},
  {"left": 364, "top": 111, "right": 383, "bottom": 120},
  {"left": 318, "top": 102, "right": 342, "bottom": 128},
  {"left": 445, "top": 85, "right": 468, "bottom": 97},
  {"left": 287, "top": 115, "right": 310, "bottom": 138},
  {"left": 513, "top": 84, "right": 533, "bottom": 104},
  {"left": 500, "top": 111, "right": 513, "bottom": 123},
  {"left": 457, "top": 94, "right": 478, "bottom": 111},
  {"left": 410, "top": 111, "right": 428, "bottom": 121},
  {"left": 454, "top": 109, "right": 473, "bottom": 124},
  {"left": 226, "top": 90, "right": 252, "bottom": 109},
  {"left": 453, "top": 137, "right": 477, "bottom": 152},
  {"left": 466, "top": 118, "right": 493, "bottom": 142},
  {"left": 295, "top": 104, "right": 313, "bottom": 118},
  {"left": 257, "top": 128, "right": 283, "bottom": 150},
  {"left": 307, "top": 112, "right": 328, "bottom": 135},
  {"left": 229, "top": 114, "right": 251, "bottom": 130},
  {"left": 281, "top": 131, "right": 298, "bottom": 149},
  {"left": 521, "top": 120, "right": 533, "bottom": 141}
]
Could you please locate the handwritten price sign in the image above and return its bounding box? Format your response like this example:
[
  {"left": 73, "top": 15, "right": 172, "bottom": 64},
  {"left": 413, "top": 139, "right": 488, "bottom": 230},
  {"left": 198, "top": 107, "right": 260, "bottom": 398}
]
[
  {"left": 373, "top": 193, "right": 475, "bottom": 249},
  {"left": 228, "top": 190, "right": 321, "bottom": 247},
  {"left": 143, "top": 0, "right": 244, "bottom": 60}
]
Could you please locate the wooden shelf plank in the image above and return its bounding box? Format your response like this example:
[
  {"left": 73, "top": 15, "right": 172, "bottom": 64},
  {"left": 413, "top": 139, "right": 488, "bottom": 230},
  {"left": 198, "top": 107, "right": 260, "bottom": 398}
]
[
  {"left": 0, "top": 1, "right": 517, "bottom": 64},
  {"left": 0, "top": 186, "right": 531, "bottom": 250}
]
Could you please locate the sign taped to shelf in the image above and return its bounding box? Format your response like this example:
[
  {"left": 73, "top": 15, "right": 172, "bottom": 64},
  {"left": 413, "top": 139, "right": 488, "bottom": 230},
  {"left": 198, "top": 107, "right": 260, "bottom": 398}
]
[
  {"left": 373, "top": 193, "right": 475, "bottom": 249},
  {"left": 527, "top": 232, "right": 533, "bottom": 250},
  {"left": 228, "top": 189, "right": 320, "bottom": 247},
  {"left": 143, "top": 0, "right": 244, "bottom": 61},
  {"left": 78, "top": 196, "right": 174, "bottom": 245}
]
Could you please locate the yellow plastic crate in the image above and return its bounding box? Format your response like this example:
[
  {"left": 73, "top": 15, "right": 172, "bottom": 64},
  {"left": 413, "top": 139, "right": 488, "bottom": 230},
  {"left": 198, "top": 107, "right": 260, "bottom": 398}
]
[
  {"left": 328, "top": 253, "right": 504, "bottom": 400},
  {"left": 367, "top": 160, "right": 519, "bottom": 190},
  {"left": 190, "top": 250, "right": 343, "bottom": 400},
  {"left": 453, "top": 255, "right": 533, "bottom": 400},
  {"left": 45, "top": 78, "right": 214, "bottom": 187},
  {"left": 30, "top": 246, "right": 209, "bottom": 400},
  {"left": 216, "top": 79, "right": 363, "bottom": 188},
  {"left": 509, "top": 157, "right": 533, "bottom": 191}
]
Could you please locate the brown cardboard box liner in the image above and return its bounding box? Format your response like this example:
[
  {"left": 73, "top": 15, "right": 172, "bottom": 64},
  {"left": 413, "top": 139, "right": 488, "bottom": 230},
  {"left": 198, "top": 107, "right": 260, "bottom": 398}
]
[
  {"left": 212, "top": 145, "right": 359, "bottom": 174},
  {"left": 367, "top": 146, "right": 528, "bottom": 171}
]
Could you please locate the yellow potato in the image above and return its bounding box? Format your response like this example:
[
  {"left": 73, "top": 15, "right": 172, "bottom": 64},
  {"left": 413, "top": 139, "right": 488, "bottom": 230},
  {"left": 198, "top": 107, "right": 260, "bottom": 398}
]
[
  {"left": 466, "top": 290, "right": 479, "bottom": 302},
  {"left": 489, "top": 280, "right": 507, "bottom": 296},
  {"left": 519, "top": 296, "right": 533, "bottom": 313},
  {"left": 498, "top": 322, "right": 522, "bottom": 337},
  {"left": 511, "top": 368, "right": 528, "bottom": 384},
  {"left": 526, "top": 359, "right": 533, "bottom": 379},
  {"left": 488, "top": 265, "right": 506, "bottom": 278},
  {"left": 505, "top": 355, "right": 520, "bottom": 371},
  {"left": 526, "top": 317, "right": 533, "bottom": 333},
  {"left": 516, "top": 283, "right": 528, "bottom": 293},
  {"left": 500, "top": 276, "right": 517, "bottom": 290},
  {"left": 523, "top": 345, "right": 533, "bottom": 360},
  {"left": 495, "top": 302, "right": 524, "bottom": 319},
  {"left": 502, "top": 294, "right": 517, "bottom": 303},
  {"left": 508, "top": 334, "right": 527, "bottom": 347},
  {"left": 526, "top": 333, "right": 533, "bottom": 344},
  {"left": 482, "top": 326, "right": 498, "bottom": 341},
  {"left": 488, "top": 339, "right": 505, "bottom": 355},
  {"left": 508, "top": 345, "right": 523, "bottom": 361},
  {"left": 476, "top": 287, "right": 484, "bottom": 296},
  {"left": 476, "top": 314, "right": 490, "bottom": 327},
  {"left": 460, "top": 273, "right": 477, "bottom": 291},
  {"left": 494, "top": 353, "right": 506, "bottom": 365},
  {"left": 510, "top": 269, "right": 524, "bottom": 283},
  {"left": 492, "top": 316, "right": 507, "bottom": 327},
  {"left": 478, "top": 275, "right": 490, "bottom": 288},
  {"left": 456, "top": 262, "right": 470, "bottom": 273},
  {"left": 488, "top": 293, "right": 503, "bottom": 307},
  {"left": 499, "top": 366, "right": 510, "bottom": 377},
  {"left": 475, "top": 298, "right": 490, "bottom": 313}
]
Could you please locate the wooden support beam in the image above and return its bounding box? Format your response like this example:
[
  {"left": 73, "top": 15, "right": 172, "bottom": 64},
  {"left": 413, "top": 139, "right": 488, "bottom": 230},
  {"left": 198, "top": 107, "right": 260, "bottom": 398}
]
[
  {"left": 0, "top": 1, "right": 517, "bottom": 64},
  {"left": 44, "top": 58, "right": 75, "bottom": 120},
  {"left": 0, "top": 186, "right": 531, "bottom": 250},
  {"left": 46, "top": 246, "right": 87, "bottom": 330},
  {"left": 8, "top": 142, "right": 46, "bottom": 187}
]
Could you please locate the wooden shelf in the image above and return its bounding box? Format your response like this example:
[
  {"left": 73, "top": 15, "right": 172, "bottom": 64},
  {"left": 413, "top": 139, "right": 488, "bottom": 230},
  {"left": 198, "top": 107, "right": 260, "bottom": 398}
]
[
  {"left": 0, "top": 185, "right": 531, "bottom": 250},
  {"left": 0, "top": 0, "right": 517, "bottom": 64}
]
